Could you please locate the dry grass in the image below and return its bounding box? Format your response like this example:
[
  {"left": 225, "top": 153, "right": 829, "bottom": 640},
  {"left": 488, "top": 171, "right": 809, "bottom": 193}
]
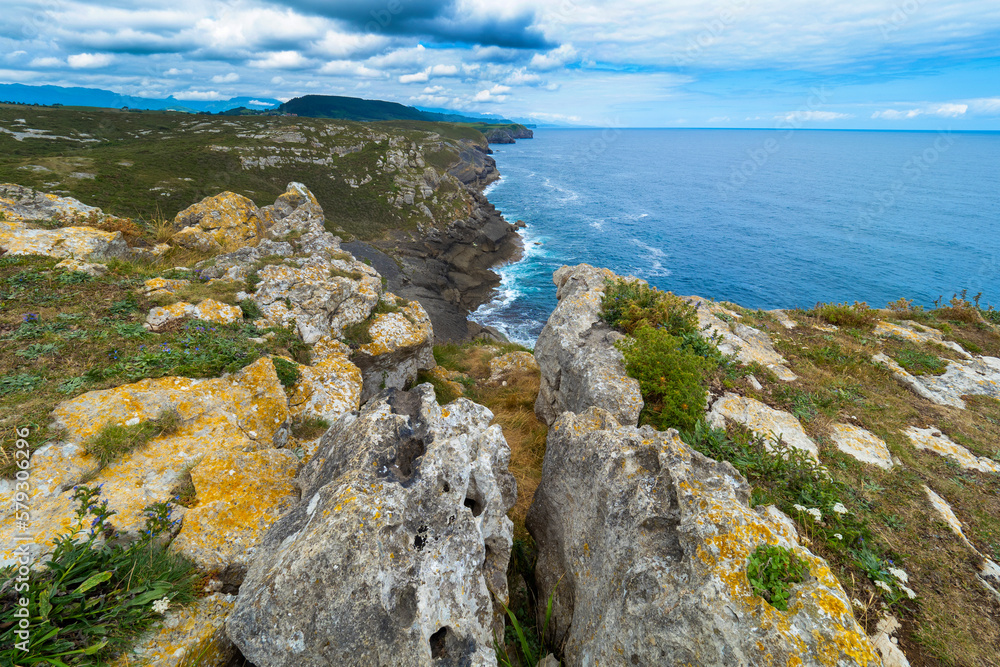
[
  {"left": 428, "top": 341, "right": 546, "bottom": 540},
  {"left": 733, "top": 307, "right": 1000, "bottom": 666}
]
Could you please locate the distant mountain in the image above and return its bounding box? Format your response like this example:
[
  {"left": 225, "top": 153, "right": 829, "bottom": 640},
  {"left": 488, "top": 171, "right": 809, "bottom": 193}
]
[
  {"left": 0, "top": 83, "right": 280, "bottom": 113},
  {"left": 280, "top": 95, "right": 512, "bottom": 125},
  {"left": 415, "top": 106, "right": 513, "bottom": 124}
]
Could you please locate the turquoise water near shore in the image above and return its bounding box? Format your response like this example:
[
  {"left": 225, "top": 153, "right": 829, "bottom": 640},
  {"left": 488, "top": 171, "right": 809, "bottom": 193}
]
[{"left": 470, "top": 129, "right": 1000, "bottom": 346}]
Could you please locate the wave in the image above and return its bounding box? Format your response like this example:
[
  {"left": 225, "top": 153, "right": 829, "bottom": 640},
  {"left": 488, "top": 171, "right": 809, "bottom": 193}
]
[
  {"left": 482, "top": 178, "right": 501, "bottom": 197},
  {"left": 541, "top": 176, "right": 580, "bottom": 203},
  {"left": 629, "top": 238, "right": 672, "bottom": 278}
]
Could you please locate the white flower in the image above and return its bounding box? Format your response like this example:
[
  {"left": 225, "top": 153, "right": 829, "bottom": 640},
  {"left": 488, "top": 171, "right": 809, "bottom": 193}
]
[
  {"left": 900, "top": 584, "right": 916, "bottom": 600},
  {"left": 152, "top": 597, "right": 171, "bottom": 614},
  {"left": 832, "top": 502, "right": 848, "bottom": 515},
  {"left": 874, "top": 580, "right": 892, "bottom": 593},
  {"left": 888, "top": 567, "right": 909, "bottom": 583},
  {"left": 834, "top": 533, "right": 843, "bottom": 540},
  {"left": 807, "top": 508, "right": 822, "bottom": 521},
  {"left": 851, "top": 598, "right": 865, "bottom": 610},
  {"left": 793, "top": 504, "right": 806, "bottom": 512}
]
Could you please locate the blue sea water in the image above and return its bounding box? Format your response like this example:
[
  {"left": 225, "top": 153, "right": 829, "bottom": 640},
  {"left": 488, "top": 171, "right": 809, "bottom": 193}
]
[{"left": 470, "top": 129, "right": 1000, "bottom": 346}]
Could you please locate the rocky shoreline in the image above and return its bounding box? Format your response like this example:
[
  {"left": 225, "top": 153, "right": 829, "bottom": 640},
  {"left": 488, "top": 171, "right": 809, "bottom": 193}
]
[{"left": 350, "top": 144, "right": 524, "bottom": 343}]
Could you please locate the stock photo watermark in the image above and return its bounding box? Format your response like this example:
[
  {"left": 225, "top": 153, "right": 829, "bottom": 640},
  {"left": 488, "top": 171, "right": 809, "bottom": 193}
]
[
  {"left": 10, "top": 426, "right": 33, "bottom": 654},
  {"left": 878, "top": 0, "right": 928, "bottom": 39},
  {"left": 674, "top": 0, "right": 752, "bottom": 67}
]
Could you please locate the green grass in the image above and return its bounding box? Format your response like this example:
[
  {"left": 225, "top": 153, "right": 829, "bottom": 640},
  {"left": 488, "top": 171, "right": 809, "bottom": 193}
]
[
  {"left": 85, "top": 410, "right": 181, "bottom": 469},
  {"left": 894, "top": 346, "right": 948, "bottom": 376},
  {"left": 746, "top": 544, "right": 810, "bottom": 611},
  {"left": 0, "top": 485, "right": 198, "bottom": 665}
]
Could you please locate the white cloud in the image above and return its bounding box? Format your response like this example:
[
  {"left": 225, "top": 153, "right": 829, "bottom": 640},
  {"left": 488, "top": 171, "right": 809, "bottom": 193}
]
[
  {"left": 319, "top": 60, "right": 384, "bottom": 78},
  {"left": 473, "top": 84, "right": 512, "bottom": 102},
  {"left": 173, "top": 90, "right": 225, "bottom": 101},
  {"left": 506, "top": 68, "right": 542, "bottom": 85},
  {"left": 165, "top": 68, "right": 193, "bottom": 76},
  {"left": 968, "top": 98, "right": 1000, "bottom": 115},
  {"left": 423, "top": 85, "right": 445, "bottom": 94},
  {"left": 312, "top": 31, "right": 389, "bottom": 59},
  {"left": 530, "top": 44, "right": 577, "bottom": 71},
  {"left": 211, "top": 72, "right": 240, "bottom": 83},
  {"left": 248, "top": 51, "right": 309, "bottom": 69},
  {"left": 399, "top": 64, "right": 461, "bottom": 84},
  {"left": 399, "top": 70, "right": 429, "bottom": 84},
  {"left": 775, "top": 110, "right": 853, "bottom": 122},
  {"left": 30, "top": 57, "right": 64, "bottom": 68},
  {"left": 67, "top": 53, "right": 114, "bottom": 69},
  {"left": 872, "top": 102, "right": 969, "bottom": 120},
  {"left": 248, "top": 99, "right": 273, "bottom": 106}
]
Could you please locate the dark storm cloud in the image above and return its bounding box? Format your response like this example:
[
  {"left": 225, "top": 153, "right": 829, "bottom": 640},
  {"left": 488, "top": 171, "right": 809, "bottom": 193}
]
[{"left": 273, "top": 0, "right": 552, "bottom": 49}]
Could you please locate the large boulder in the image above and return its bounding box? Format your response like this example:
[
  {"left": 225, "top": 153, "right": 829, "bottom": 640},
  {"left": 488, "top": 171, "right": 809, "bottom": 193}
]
[
  {"left": 533, "top": 264, "right": 643, "bottom": 427},
  {"left": 228, "top": 385, "right": 516, "bottom": 666},
  {"left": 352, "top": 295, "right": 436, "bottom": 403},
  {"left": 171, "top": 191, "right": 265, "bottom": 253},
  {"left": 0, "top": 358, "right": 290, "bottom": 568},
  {"left": 526, "top": 408, "right": 880, "bottom": 666}
]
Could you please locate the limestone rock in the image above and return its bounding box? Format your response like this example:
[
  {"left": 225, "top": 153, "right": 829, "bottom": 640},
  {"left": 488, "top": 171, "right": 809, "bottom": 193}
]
[
  {"left": 487, "top": 351, "right": 539, "bottom": 386},
  {"left": 228, "top": 385, "right": 516, "bottom": 667},
  {"left": 0, "top": 358, "right": 289, "bottom": 567},
  {"left": 112, "top": 594, "right": 237, "bottom": 667},
  {"left": 924, "top": 486, "right": 1000, "bottom": 603},
  {"left": 284, "top": 341, "right": 363, "bottom": 424},
  {"left": 171, "top": 448, "right": 300, "bottom": 574},
  {"left": 0, "top": 223, "right": 131, "bottom": 262},
  {"left": 874, "top": 353, "right": 1000, "bottom": 409},
  {"left": 143, "top": 277, "right": 191, "bottom": 299},
  {"left": 353, "top": 296, "right": 435, "bottom": 403},
  {"left": 874, "top": 321, "right": 971, "bottom": 359},
  {"left": 0, "top": 183, "right": 117, "bottom": 225},
  {"left": 427, "top": 366, "right": 467, "bottom": 397},
  {"left": 831, "top": 424, "right": 895, "bottom": 469},
  {"left": 145, "top": 299, "right": 242, "bottom": 330},
  {"left": 770, "top": 309, "right": 798, "bottom": 329},
  {"left": 708, "top": 393, "right": 819, "bottom": 460},
  {"left": 526, "top": 408, "right": 879, "bottom": 666},
  {"left": 172, "top": 191, "right": 263, "bottom": 252},
  {"left": 871, "top": 615, "right": 911, "bottom": 667},
  {"left": 251, "top": 255, "right": 382, "bottom": 345},
  {"left": 905, "top": 426, "right": 1000, "bottom": 473},
  {"left": 54, "top": 258, "right": 107, "bottom": 276},
  {"left": 195, "top": 239, "right": 295, "bottom": 282},
  {"left": 533, "top": 264, "right": 643, "bottom": 427},
  {"left": 687, "top": 296, "right": 797, "bottom": 381}
]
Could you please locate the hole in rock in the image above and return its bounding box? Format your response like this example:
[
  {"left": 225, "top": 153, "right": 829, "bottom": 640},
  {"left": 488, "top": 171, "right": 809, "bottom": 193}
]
[
  {"left": 442, "top": 481, "right": 450, "bottom": 493},
  {"left": 395, "top": 436, "right": 426, "bottom": 480},
  {"left": 414, "top": 525, "right": 429, "bottom": 551},
  {"left": 429, "top": 626, "right": 451, "bottom": 659}
]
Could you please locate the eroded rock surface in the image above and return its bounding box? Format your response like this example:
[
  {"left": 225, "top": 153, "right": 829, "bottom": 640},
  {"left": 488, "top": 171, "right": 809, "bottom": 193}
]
[
  {"left": 905, "top": 426, "right": 1000, "bottom": 473},
  {"left": 874, "top": 320, "right": 971, "bottom": 358},
  {"left": 707, "top": 393, "right": 820, "bottom": 460},
  {"left": 874, "top": 353, "right": 1000, "bottom": 409},
  {"left": 687, "top": 296, "right": 797, "bottom": 381},
  {"left": 831, "top": 424, "right": 895, "bottom": 470},
  {"left": 526, "top": 408, "right": 879, "bottom": 666},
  {"left": 111, "top": 594, "right": 237, "bottom": 667},
  {"left": 228, "top": 385, "right": 516, "bottom": 667},
  {"left": 487, "top": 351, "right": 538, "bottom": 386},
  {"left": 171, "top": 191, "right": 265, "bottom": 253},
  {"left": 353, "top": 295, "right": 435, "bottom": 403},
  {"left": 533, "top": 264, "right": 642, "bottom": 427},
  {"left": 145, "top": 299, "right": 242, "bottom": 330}
]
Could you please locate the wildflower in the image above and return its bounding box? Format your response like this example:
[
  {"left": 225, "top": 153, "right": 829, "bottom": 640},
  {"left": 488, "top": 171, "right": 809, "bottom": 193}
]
[
  {"left": 888, "top": 567, "right": 909, "bottom": 583},
  {"left": 874, "top": 580, "right": 892, "bottom": 593},
  {"left": 806, "top": 508, "right": 822, "bottom": 521},
  {"left": 152, "top": 597, "right": 171, "bottom": 614},
  {"left": 899, "top": 584, "right": 916, "bottom": 600},
  {"left": 793, "top": 504, "right": 806, "bottom": 512},
  {"left": 832, "top": 502, "right": 848, "bottom": 515},
  {"left": 851, "top": 598, "right": 865, "bottom": 610},
  {"left": 22, "top": 313, "right": 38, "bottom": 322},
  {"left": 834, "top": 533, "right": 843, "bottom": 540}
]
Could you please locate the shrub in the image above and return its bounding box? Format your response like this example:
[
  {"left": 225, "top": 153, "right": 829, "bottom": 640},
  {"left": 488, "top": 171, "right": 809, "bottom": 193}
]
[
  {"left": 813, "top": 301, "right": 879, "bottom": 328},
  {"left": 0, "top": 486, "right": 197, "bottom": 664},
  {"left": 601, "top": 279, "right": 698, "bottom": 337},
  {"left": 239, "top": 297, "right": 263, "bottom": 320},
  {"left": 271, "top": 356, "right": 301, "bottom": 388},
  {"left": 935, "top": 292, "right": 982, "bottom": 323},
  {"left": 746, "top": 544, "right": 810, "bottom": 611},
  {"left": 616, "top": 326, "right": 711, "bottom": 432}
]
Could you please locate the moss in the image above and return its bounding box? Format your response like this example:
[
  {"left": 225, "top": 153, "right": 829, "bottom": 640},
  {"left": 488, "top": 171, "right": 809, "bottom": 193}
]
[{"left": 85, "top": 409, "right": 181, "bottom": 469}]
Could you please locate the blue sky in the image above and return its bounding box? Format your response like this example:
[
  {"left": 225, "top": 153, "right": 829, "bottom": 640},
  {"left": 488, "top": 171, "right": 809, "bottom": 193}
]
[{"left": 1, "top": 0, "right": 998, "bottom": 128}]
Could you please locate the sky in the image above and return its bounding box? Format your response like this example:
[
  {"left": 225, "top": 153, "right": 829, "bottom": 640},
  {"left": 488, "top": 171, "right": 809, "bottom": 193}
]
[{"left": 1, "top": 0, "right": 999, "bottom": 129}]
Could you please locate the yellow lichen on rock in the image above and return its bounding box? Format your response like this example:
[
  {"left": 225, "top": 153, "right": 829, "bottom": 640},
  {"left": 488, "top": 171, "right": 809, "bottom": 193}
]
[
  {"left": 112, "top": 594, "right": 237, "bottom": 667},
  {"left": 487, "top": 351, "right": 539, "bottom": 386},
  {"left": 0, "top": 358, "right": 288, "bottom": 567},
  {"left": 171, "top": 191, "right": 263, "bottom": 253},
  {"left": 0, "top": 223, "right": 130, "bottom": 261},
  {"left": 171, "top": 449, "right": 300, "bottom": 571},
  {"left": 146, "top": 300, "right": 243, "bottom": 330},
  {"left": 358, "top": 301, "right": 432, "bottom": 357},
  {"left": 284, "top": 348, "right": 363, "bottom": 424}
]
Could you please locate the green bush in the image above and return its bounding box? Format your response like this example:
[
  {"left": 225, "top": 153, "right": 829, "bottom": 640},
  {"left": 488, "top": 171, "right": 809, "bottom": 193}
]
[
  {"left": 601, "top": 279, "right": 698, "bottom": 337},
  {"left": 0, "top": 486, "right": 197, "bottom": 664},
  {"left": 271, "top": 357, "right": 301, "bottom": 388},
  {"left": 813, "top": 301, "right": 879, "bottom": 328},
  {"left": 746, "top": 544, "right": 810, "bottom": 611},
  {"left": 616, "top": 326, "right": 711, "bottom": 432}
]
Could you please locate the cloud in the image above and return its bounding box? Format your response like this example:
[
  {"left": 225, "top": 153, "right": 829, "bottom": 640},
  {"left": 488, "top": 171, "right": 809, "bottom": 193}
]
[
  {"left": 473, "top": 83, "right": 512, "bottom": 102},
  {"left": 775, "top": 111, "right": 854, "bottom": 122},
  {"left": 30, "top": 57, "right": 64, "bottom": 68},
  {"left": 872, "top": 103, "right": 969, "bottom": 120},
  {"left": 248, "top": 51, "right": 310, "bottom": 69},
  {"left": 968, "top": 98, "right": 1000, "bottom": 115},
  {"left": 318, "top": 60, "right": 384, "bottom": 78},
  {"left": 505, "top": 68, "right": 542, "bottom": 85},
  {"left": 311, "top": 30, "right": 389, "bottom": 59},
  {"left": 173, "top": 89, "right": 225, "bottom": 101},
  {"left": 399, "top": 64, "right": 460, "bottom": 83},
  {"left": 248, "top": 99, "right": 274, "bottom": 106},
  {"left": 272, "top": 0, "right": 551, "bottom": 49},
  {"left": 67, "top": 53, "right": 114, "bottom": 69},
  {"left": 165, "top": 68, "right": 193, "bottom": 76},
  {"left": 211, "top": 72, "right": 240, "bottom": 83},
  {"left": 529, "top": 44, "right": 577, "bottom": 71}
]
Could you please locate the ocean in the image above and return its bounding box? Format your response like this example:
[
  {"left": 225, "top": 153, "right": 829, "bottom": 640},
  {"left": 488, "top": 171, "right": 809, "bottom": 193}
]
[{"left": 470, "top": 128, "right": 1000, "bottom": 346}]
